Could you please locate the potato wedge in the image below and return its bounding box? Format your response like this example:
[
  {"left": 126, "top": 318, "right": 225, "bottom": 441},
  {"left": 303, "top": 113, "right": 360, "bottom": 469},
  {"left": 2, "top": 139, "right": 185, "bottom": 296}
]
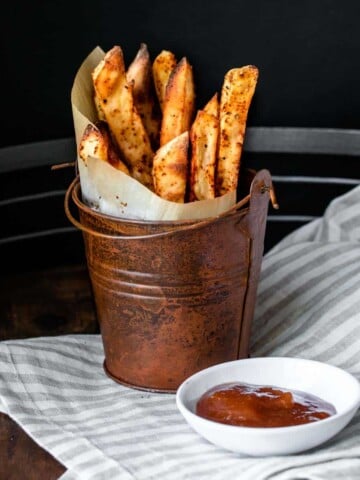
[
  {"left": 94, "top": 93, "right": 106, "bottom": 121},
  {"left": 189, "top": 109, "right": 219, "bottom": 201},
  {"left": 152, "top": 49, "right": 177, "bottom": 111},
  {"left": 126, "top": 43, "right": 161, "bottom": 150},
  {"left": 92, "top": 45, "right": 154, "bottom": 190},
  {"left": 203, "top": 92, "right": 219, "bottom": 117},
  {"left": 79, "top": 122, "right": 130, "bottom": 174},
  {"left": 152, "top": 131, "right": 189, "bottom": 203},
  {"left": 160, "top": 57, "right": 195, "bottom": 146},
  {"left": 215, "top": 65, "right": 258, "bottom": 196}
]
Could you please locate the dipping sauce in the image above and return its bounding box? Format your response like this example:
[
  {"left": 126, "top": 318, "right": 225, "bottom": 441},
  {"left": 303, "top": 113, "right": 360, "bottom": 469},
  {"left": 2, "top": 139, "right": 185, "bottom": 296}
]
[{"left": 196, "top": 382, "right": 336, "bottom": 428}]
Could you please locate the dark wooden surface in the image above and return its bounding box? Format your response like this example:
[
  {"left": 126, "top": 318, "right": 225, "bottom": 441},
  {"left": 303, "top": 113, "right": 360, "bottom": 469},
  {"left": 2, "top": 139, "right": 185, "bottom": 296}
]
[
  {"left": 0, "top": 413, "right": 66, "bottom": 479},
  {"left": 0, "top": 264, "right": 99, "bottom": 479},
  {"left": 0, "top": 265, "right": 98, "bottom": 341}
]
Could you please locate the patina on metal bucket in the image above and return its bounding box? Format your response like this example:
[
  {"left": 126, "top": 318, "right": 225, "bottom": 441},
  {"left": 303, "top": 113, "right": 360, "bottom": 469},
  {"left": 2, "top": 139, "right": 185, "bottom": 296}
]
[{"left": 65, "top": 169, "right": 272, "bottom": 393}]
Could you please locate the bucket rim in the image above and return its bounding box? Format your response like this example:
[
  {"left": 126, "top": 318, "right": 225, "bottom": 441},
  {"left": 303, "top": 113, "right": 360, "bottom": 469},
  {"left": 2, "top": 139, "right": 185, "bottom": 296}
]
[{"left": 70, "top": 175, "right": 251, "bottom": 227}]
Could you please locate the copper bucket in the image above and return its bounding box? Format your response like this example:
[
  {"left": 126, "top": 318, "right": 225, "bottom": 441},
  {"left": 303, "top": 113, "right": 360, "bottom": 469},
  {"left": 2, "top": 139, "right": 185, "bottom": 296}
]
[{"left": 65, "top": 169, "right": 272, "bottom": 393}]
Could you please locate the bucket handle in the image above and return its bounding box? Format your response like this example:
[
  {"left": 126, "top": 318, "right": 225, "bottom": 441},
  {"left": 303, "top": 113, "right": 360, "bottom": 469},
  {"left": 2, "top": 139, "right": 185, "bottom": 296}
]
[{"left": 65, "top": 175, "right": 254, "bottom": 241}]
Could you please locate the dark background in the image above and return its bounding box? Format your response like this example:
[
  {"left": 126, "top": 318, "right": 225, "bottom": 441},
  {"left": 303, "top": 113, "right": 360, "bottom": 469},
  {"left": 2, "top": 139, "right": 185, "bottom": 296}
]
[
  {"left": 2, "top": 0, "right": 360, "bottom": 148},
  {"left": 1, "top": 0, "right": 360, "bottom": 341}
]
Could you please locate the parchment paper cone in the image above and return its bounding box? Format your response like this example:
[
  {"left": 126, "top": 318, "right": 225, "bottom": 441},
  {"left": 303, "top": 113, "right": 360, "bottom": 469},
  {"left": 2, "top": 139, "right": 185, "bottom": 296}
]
[{"left": 71, "top": 46, "right": 237, "bottom": 221}]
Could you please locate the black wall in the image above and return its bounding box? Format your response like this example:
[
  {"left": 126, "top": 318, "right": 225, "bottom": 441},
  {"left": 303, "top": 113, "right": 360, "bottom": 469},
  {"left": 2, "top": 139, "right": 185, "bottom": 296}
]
[{"left": 2, "top": 0, "right": 360, "bottom": 148}]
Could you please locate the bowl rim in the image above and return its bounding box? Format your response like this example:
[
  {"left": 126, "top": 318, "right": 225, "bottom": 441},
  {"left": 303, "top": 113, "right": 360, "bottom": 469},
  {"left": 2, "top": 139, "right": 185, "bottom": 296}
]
[{"left": 176, "top": 356, "right": 360, "bottom": 435}]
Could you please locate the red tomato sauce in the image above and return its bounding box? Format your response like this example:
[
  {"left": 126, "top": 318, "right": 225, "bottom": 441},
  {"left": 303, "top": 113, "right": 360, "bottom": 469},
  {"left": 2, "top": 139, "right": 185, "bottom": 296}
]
[{"left": 196, "top": 382, "right": 336, "bottom": 428}]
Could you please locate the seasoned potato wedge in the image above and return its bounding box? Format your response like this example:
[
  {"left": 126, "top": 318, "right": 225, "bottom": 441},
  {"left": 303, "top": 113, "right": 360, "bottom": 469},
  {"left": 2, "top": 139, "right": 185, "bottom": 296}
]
[
  {"left": 79, "top": 122, "right": 130, "bottom": 174},
  {"left": 92, "top": 45, "right": 154, "bottom": 189},
  {"left": 152, "top": 131, "right": 189, "bottom": 203},
  {"left": 89, "top": 43, "right": 258, "bottom": 202},
  {"left": 189, "top": 93, "right": 219, "bottom": 201},
  {"left": 152, "top": 49, "right": 177, "bottom": 111},
  {"left": 203, "top": 92, "right": 219, "bottom": 117},
  {"left": 189, "top": 109, "right": 219, "bottom": 201},
  {"left": 160, "top": 57, "right": 195, "bottom": 146},
  {"left": 215, "top": 65, "right": 258, "bottom": 196},
  {"left": 126, "top": 43, "right": 161, "bottom": 150},
  {"left": 94, "top": 93, "right": 106, "bottom": 121}
]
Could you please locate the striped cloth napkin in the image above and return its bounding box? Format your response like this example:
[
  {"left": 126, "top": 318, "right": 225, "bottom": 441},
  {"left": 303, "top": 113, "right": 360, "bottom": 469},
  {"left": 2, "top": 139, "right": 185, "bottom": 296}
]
[{"left": 1, "top": 184, "right": 360, "bottom": 480}]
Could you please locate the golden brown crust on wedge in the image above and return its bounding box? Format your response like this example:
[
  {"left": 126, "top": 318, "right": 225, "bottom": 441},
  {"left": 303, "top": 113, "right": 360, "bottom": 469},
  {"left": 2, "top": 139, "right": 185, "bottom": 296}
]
[
  {"left": 79, "top": 122, "right": 130, "bottom": 174},
  {"left": 190, "top": 110, "right": 219, "bottom": 201},
  {"left": 92, "top": 45, "right": 154, "bottom": 189},
  {"left": 94, "top": 94, "right": 106, "bottom": 121},
  {"left": 160, "top": 57, "right": 195, "bottom": 146},
  {"left": 203, "top": 92, "right": 219, "bottom": 117},
  {"left": 152, "top": 50, "right": 177, "bottom": 111},
  {"left": 152, "top": 131, "right": 189, "bottom": 203},
  {"left": 215, "top": 65, "right": 258, "bottom": 196},
  {"left": 126, "top": 43, "right": 161, "bottom": 150},
  {"left": 89, "top": 43, "right": 258, "bottom": 200}
]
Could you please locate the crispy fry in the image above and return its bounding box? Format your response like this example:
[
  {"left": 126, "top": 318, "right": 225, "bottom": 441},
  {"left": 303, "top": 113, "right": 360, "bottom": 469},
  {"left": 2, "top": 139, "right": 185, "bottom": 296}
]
[
  {"left": 79, "top": 122, "right": 130, "bottom": 174},
  {"left": 152, "top": 50, "right": 177, "bottom": 111},
  {"left": 126, "top": 43, "right": 161, "bottom": 150},
  {"left": 152, "top": 131, "right": 189, "bottom": 203},
  {"left": 90, "top": 43, "right": 258, "bottom": 202},
  {"left": 215, "top": 65, "right": 258, "bottom": 196},
  {"left": 203, "top": 92, "right": 219, "bottom": 117},
  {"left": 94, "top": 93, "right": 106, "bottom": 121},
  {"left": 189, "top": 108, "right": 219, "bottom": 201},
  {"left": 92, "top": 45, "right": 154, "bottom": 190},
  {"left": 160, "top": 57, "right": 195, "bottom": 146}
]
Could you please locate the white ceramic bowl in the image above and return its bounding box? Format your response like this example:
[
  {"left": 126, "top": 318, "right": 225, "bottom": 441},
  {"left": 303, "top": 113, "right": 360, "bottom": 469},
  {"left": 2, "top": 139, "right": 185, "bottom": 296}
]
[{"left": 176, "top": 357, "right": 360, "bottom": 456}]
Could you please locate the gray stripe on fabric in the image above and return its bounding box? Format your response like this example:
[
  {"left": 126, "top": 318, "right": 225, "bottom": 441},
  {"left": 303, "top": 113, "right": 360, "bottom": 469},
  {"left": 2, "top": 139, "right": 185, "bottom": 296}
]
[
  {"left": 260, "top": 263, "right": 357, "bottom": 341},
  {"left": 59, "top": 444, "right": 99, "bottom": 461},
  {"left": 256, "top": 245, "right": 349, "bottom": 303},
  {"left": 337, "top": 348, "right": 360, "bottom": 373},
  {"left": 1, "top": 388, "right": 128, "bottom": 404},
  {"left": 112, "top": 447, "right": 239, "bottom": 479},
  {"left": 7, "top": 400, "right": 177, "bottom": 420},
  {"left": 341, "top": 217, "right": 360, "bottom": 238},
  {"left": 100, "top": 425, "right": 202, "bottom": 448},
  {"left": 258, "top": 245, "right": 359, "bottom": 305},
  {"left": 4, "top": 352, "right": 105, "bottom": 374},
  {"left": 0, "top": 373, "right": 112, "bottom": 391},
  {"left": 47, "top": 438, "right": 131, "bottom": 479},
  {"left": 71, "top": 464, "right": 128, "bottom": 480},
  {"left": 1, "top": 342, "right": 104, "bottom": 365},
  {"left": 253, "top": 251, "right": 359, "bottom": 341},
  {"left": 258, "top": 243, "right": 318, "bottom": 283},
  {"left": 316, "top": 323, "right": 360, "bottom": 364},
  {"left": 270, "top": 282, "right": 360, "bottom": 359},
  {"left": 58, "top": 470, "right": 79, "bottom": 480},
  {"left": 293, "top": 314, "right": 360, "bottom": 362},
  {"left": 0, "top": 349, "right": 102, "bottom": 372},
  {"left": 258, "top": 246, "right": 360, "bottom": 307},
  {"left": 140, "top": 455, "right": 241, "bottom": 480},
  {"left": 77, "top": 415, "right": 183, "bottom": 438},
  {"left": 4, "top": 334, "right": 103, "bottom": 351},
  {"left": 2, "top": 360, "right": 109, "bottom": 385},
  {"left": 49, "top": 407, "right": 179, "bottom": 431},
  {"left": 262, "top": 459, "right": 360, "bottom": 480}
]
